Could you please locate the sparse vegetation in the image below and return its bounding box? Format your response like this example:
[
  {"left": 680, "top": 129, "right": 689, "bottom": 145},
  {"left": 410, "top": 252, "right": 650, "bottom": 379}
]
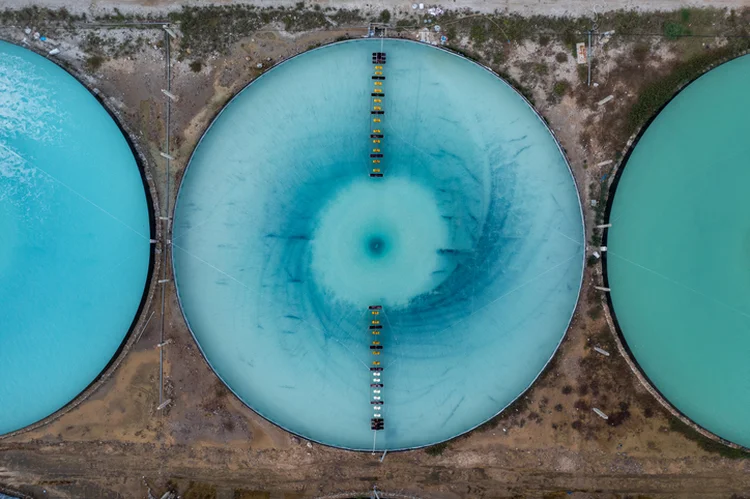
[
  {"left": 3, "top": 5, "right": 750, "bottom": 494},
  {"left": 680, "top": 7, "right": 692, "bottom": 23},
  {"left": 632, "top": 43, "right": 650, "bottom": 62},
  {"left": 169, "top": 5, "right": 364, "bottom": 56},
  {"left": 664, "top": 21, "right": 690, "bottom": 40},
  {"left": 201, "top": 380, "right": 230, "bottom": 413},
  {"left": 425, "top": 441, "right": 449, "bottom": 456},
  {"left": 587, "top": 305, "right": 603, "bottom": 320},
  {"left": 533, "top": 62, "right": 549, "bottom": 75},
  {"left": 0, "top": 6, "right": 84, "bottom": 27},
  {"left": 233, "top": 490, "right": 271, "bottom": 499},
  {"left": 85, "top": 54, "right": 105, "bottom": 71},
  {"left": 470, "top": 23, "right": 488, "bottom": 45},
  {"left": 183, "top": 482, "right": 217, "bottom": 499},
  {"left": 80, "top": 31, "right": 149, "bottom": 60},
  {"left": 669, "top": 417, "right": 750, "bottom": 459},
  {"left": 608, "top": 401, "right": 631, "bottom": 426},
  {"left": 553, "top": 80, "right": 570, "bottom": 97},
  {"left": 627, "top": 46, "right": 748, "bottom": 134},
  {"left": 395, "top": 19, "right": 412, "bottom": 29}
]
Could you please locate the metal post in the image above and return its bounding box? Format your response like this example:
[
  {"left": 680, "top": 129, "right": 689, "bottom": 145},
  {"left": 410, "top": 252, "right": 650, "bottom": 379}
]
[
  {"left": 161, "top": 89, "right": 178, "bottom": 101},
  {"left": 162, "top": 25, "right": 177, "bottom": 39}
]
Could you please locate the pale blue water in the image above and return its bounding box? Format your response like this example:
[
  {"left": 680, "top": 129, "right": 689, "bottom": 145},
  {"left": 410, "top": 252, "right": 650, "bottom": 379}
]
[
  {"left": 607, "top": 55, "right": 750, "bottom": 448},
  {"left": 173, "top": 39, "right": 584, "bottom": 450},
  {"left": 0, "top": 41, "right": 151, "bottom": 435}
]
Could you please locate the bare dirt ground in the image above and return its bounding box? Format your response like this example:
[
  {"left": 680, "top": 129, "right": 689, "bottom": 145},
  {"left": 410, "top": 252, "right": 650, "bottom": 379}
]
[
  {"left": 2, "top": 5, "right": 750, "bottom": 499},
  {"left": 3, "top": 0, "right": 750, "bottom": 18}
]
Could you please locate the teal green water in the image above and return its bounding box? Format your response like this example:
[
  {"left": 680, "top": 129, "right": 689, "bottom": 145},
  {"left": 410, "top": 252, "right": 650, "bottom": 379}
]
[
  {"left": 0, "top": 41, "right": 151, "bottom": 435},
  {"left": 607, "top": 55, "right": 750, "bottom": 447},
  {"left": 173, "top": 39, "right": 584, "bottom": 450}
]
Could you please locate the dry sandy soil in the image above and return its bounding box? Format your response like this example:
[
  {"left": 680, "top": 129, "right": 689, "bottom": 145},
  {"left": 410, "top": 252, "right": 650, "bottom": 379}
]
[
  {"left": 2, "top": 5, "right": 750, "bottom": 499},
  {"left": 3, "top": 0, "right": 750, "bottom": 17}
]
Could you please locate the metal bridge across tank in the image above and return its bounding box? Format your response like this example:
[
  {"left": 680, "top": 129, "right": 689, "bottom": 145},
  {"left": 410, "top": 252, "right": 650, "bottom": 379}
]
[
  {"left": 369, "top": 305, "right": 385, "bottom": 435},
  {"left": 369, "top": 48, "right": 386, "bottom": 178}
]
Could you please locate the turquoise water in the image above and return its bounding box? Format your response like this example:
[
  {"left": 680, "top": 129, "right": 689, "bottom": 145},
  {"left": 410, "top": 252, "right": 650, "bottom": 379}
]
[
  {"left": 173, "top": 39, "right": 584, "bottom": 450},
  {"left": 607, "top": 55, "right": 750, "bottom": 447},
  {"left": 0, "top": 41, "right": 151, "bottom": 435}
]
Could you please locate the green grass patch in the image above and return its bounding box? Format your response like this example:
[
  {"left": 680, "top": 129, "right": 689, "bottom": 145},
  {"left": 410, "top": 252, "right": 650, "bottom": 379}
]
[
  {"left": 184, "top": 482, "right": 217, "bottom": 499},
  {"left": 533, "top": 62, "right": 549, "bottom": 75},
  {"left": 470, "top": 23, "right": 488, "bottom": 45},
  {"left": 169, "top": 5, "right": 364, "bottom": 56},
  {"left": 586, "top": 305, "right": 603, "bottom": 320},
  {"left": 663, "top": 21, "right": 690, "bottom": 40},
  {"left": 0, "top": 6, "right": 84, "bottom": 24},
  {"left": 85, "top": 54, "right": 105, "bottom": 71},
  {"left": 553, "top": 80, "right": 570, "bottom": 97},
  {"left": 669, "top": 417, "right": 750, "bottom": 459},
  {"left": 424, "top": 441, "right": 449, "bottom": 456},
  {"left": 626, "top": 46, "right": 747, "bottom": 134}
]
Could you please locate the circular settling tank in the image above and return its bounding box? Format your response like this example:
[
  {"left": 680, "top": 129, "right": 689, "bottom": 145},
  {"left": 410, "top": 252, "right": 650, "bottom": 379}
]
[
  {"left": 0, "top": 41, "right": 151, "bottom": 435},
  {"left": 173, "top": 39, "right": 584, "bottom": 450},
  {"left": 607, "top": 55, "right": 750, "bottom": 447}
]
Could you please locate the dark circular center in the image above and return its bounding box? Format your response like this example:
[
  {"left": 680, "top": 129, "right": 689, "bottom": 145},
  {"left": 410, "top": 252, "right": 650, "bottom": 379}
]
[{"left": 367, "top": 236, "right": 387, "bottom": 257}]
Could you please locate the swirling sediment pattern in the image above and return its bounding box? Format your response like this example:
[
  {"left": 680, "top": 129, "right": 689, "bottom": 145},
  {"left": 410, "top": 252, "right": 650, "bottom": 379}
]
[{"left": 173, "top": 39, "right": 583, "bottom": 450}]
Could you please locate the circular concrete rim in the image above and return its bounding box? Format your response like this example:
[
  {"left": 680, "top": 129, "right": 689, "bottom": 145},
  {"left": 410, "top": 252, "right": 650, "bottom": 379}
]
[
  {"left": 171, "top": 37, "right": 586, "bottom": 452},
  {"left": 0, "top": 484, "right": 32, "bottom": 499},
  {"left": 601, "top": 51, "right": 750, "bottom": 453},
  {"left": 0, "top": 38, "right": 160, "bottom": 440}
]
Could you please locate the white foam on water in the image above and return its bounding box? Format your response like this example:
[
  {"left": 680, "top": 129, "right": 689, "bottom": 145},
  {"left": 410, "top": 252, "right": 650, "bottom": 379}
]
[
  {"left": 0, "top": 52, "right": 64, "bottom": 143},
  {"left": 0, "top": 52, "right": 60, "bottom": 214},
  {"left": 0, "top": 41, "right": 150, "bottom": 437}
]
